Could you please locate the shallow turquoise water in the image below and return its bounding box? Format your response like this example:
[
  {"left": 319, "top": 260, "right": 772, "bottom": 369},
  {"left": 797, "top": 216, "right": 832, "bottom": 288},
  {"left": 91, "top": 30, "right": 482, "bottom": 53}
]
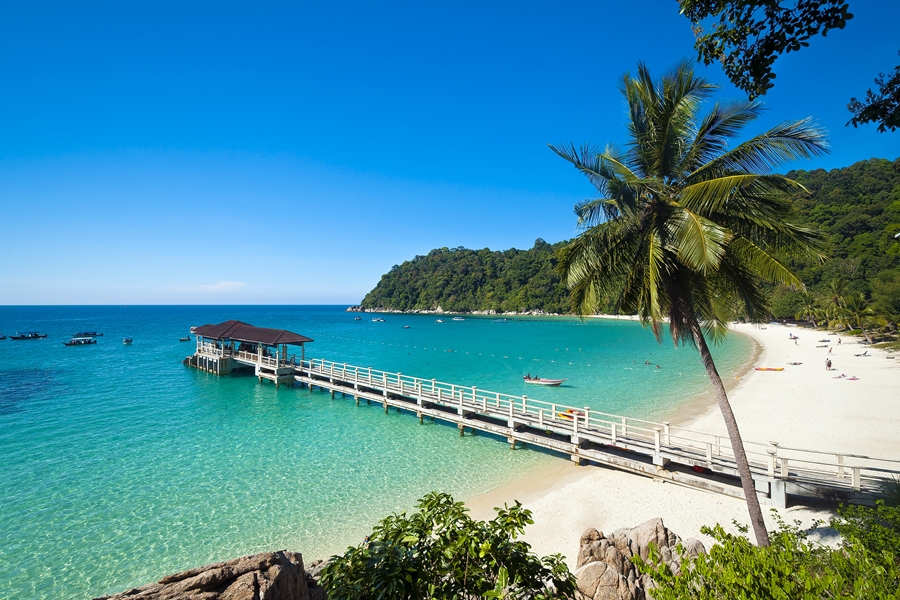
[{"left": 0, "top": 306, "right": 750, "bottom": 599}]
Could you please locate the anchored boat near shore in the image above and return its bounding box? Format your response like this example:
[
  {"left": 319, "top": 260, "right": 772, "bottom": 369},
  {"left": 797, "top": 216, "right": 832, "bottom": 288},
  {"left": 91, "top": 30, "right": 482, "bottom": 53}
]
[{"left": 523, "top": 375, "right": 566, "bottom": 386}]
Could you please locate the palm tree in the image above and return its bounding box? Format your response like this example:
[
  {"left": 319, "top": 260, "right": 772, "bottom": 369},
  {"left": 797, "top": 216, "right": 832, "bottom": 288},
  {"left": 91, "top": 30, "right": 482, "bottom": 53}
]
[
  {"left": 794, "top": 290, "right": 820, "bottom": 327},
  {"left": 826, "top": 278, "right": 848, "bottom": 311},
  {"left": 842, "top": 293, "right": 875, "bottom": 344},
  {"left": 551, "top": 62, "right": 827, "bottom": 547}
]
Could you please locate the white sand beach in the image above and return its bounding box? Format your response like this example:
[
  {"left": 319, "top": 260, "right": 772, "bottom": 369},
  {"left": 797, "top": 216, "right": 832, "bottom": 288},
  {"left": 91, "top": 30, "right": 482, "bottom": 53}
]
[{"left": 467, "top": 323, "right": 900, "bottom": 564}]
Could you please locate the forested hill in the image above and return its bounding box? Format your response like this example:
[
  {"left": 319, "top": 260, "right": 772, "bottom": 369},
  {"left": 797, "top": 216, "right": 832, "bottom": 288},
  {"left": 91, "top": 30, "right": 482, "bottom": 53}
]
[
  {"left": 359, "top": 239, "right": 572, "bottom": 314},
  {"left": 772, "top": 157, "right": 900, "bottom": 318},
  {"left": 360, "top": 157, "right": 900, "bottom": 317}
]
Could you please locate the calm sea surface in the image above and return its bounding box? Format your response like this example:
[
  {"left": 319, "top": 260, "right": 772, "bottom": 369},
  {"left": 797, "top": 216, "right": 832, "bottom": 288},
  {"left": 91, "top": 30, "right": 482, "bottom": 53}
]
[{"left": 0, "top": 305, "right": 751, "bottom": 599}]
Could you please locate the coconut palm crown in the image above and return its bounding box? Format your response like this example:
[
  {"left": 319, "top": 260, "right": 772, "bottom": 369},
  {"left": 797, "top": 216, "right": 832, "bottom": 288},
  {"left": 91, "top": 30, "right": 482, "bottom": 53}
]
[
  {"left": 551, "top": 61, "right": 828, "bottom": 547},
  {"left": 553, "top": 61, "right": 827, "bottom": 343}
]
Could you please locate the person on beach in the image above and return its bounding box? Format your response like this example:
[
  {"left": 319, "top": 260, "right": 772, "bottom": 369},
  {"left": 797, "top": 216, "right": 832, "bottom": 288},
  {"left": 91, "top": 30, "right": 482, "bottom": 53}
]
[
  {"left": 838, "top": 338, "right": 842, "bottom": 345},
  {"left": 828, "top": 347, "right": 833, "bottom": 355},
  {"left": 826, "top": 358, "right": 832, "bottom": 370}
]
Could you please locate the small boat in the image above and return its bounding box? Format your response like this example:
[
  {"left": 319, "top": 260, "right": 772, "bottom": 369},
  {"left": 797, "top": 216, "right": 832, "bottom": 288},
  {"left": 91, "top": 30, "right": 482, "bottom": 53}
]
[
  {"left": 557, "top": 408, "right": 584, "bottom": 420},
  {"left": 524, "top": 375, "right": 567, "bottom": 386},
  {"left": 73, "top": 331, "right": 103, "bottom": 337},
  {"left": 354, "top": 317, "right": 362, "bottom": 321},
  {"left": 452, "top": 317, "right": 465, "bottom": 321},
  {"left": 754, "top": 367, "right": 784, "bottom": 371},
  {"left": 11, "top": 332, "right": 47, "bottom": 340},
  {"left": 402, "top": 325, "right": 410, "bottom": 329},
  {"left": 179, "top": 336, "right": 191, "bottom": 342},
  {"left": 123, "top": 337, "right": 133, "bottom": 345},
  {"left": 0, "top": 334, "right": 6, "bottom": 340},
  {"left": 435, "top": 319, "right": 444, "bottom": 323},
  {"left": 63, "top": 337, "right": 96, "bottom": 346},
  {"left": 493, "top": 318, "right": 509, "bottom": 323},
  {"left": 371, "top": 318, "right": 385, "bottom": 322}
]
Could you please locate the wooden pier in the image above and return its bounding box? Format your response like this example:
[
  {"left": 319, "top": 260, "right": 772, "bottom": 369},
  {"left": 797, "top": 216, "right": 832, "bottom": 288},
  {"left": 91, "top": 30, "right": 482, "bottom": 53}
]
[
  {"left": 185, "top": 323, "right": 899, "bottom": 508},
  {"left": 290, "top": 358, "right": 899, "bottom": 509}
]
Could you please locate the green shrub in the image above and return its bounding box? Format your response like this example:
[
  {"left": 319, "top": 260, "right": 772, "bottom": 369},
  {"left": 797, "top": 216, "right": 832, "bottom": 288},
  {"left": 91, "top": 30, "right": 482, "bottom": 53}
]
[
  {"left": 635, "top": 505, "right": 900, "bottom": 599},
  {"left": 319, "top": 492, "right": 576, "bottom": 599}
]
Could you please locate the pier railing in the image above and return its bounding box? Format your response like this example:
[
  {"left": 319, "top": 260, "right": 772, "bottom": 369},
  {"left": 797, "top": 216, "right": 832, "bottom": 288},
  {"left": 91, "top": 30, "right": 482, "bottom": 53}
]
[{"left": 297, "top": 358, "right": 899, "bottom": 500}]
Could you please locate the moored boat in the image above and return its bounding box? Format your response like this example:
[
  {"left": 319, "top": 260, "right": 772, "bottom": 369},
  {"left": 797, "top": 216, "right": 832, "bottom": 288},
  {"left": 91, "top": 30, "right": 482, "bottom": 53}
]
[
  {"left": 523, "top": 375, "right": 566, "bottom": 386},
  {"left": 123, "top": 337, "right": 133, "bottom": 345},
  {"left": 452, "top": 317, "right": 465, "bottom": 321},
  {"left": 73, "top": 331, "right": 103, "bottom": 337},
  {"left": 11, "top": 332, "right": 47, "bottom": 340},
  {"left": 63, "top": 337, "right": 96, "bottom": 346},
  {"left": 179, "top": 336, "right": 191, "bottom": 342},
  {"left": 0, "top": 334, "right": 6, "bottom": 340}
]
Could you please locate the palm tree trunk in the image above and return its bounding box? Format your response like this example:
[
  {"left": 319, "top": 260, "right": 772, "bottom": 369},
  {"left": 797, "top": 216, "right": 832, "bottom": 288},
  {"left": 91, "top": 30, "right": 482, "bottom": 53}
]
[{"left": 689, "top": 319, "right": 770, "bottom": 547}]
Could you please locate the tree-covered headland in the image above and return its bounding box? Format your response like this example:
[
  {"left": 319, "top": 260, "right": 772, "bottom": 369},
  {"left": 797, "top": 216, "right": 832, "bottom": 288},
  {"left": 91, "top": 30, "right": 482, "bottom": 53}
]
[{"left": 360, "top": 157, "right": 900, "bottom": 330}]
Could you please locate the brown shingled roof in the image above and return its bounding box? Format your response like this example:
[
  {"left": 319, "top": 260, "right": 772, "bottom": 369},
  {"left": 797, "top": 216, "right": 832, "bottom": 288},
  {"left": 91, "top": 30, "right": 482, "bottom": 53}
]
[{"left": 193, "top": 320, "right": 313, "bottom": 346}]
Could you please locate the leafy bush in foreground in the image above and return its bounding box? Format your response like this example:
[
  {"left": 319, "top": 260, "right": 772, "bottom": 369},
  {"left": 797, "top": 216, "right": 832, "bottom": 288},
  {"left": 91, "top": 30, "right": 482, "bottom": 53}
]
[
  {"left": 320, "top": 492, "right": 576, "bottom": 599},
  {"left": 635, "top": 502, "right": 900, "bottom": 599}
]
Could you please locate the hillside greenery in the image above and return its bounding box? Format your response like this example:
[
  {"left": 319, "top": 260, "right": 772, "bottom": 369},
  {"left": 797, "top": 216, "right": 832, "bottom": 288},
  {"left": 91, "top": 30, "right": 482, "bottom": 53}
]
[
  {"left": 360, "top": 239, "right": 571, "bottom": 314},
  {"left": 361, "top": 157, "right": 900, "bottom": 323},
  {"left": 769, "top": 157, "right": 900, "bottom": 325}
]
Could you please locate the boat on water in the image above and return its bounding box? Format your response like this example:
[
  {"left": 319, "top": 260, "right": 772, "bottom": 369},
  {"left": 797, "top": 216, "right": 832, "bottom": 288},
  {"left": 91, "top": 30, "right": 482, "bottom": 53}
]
[
  {"left": 354, "top": 317, "right": 362, "bottom": 321},
  {"left": 0, "top": 334, "right": 6, "bottom": 340},
  {"left": 179, "top": 336, "right": 191, "bottom": 342},
  {"left": 123, "top": 337, "right": 133, "bottom": 345},
  {"left": 493, "top": 318, "right": 509, "bottom": 323},
  {"left": 11, "top": 332, "right": 47, "bottom": 340},
  {"left": 371, "top": 318, "right": 385, "bottom": 322},
  {"left": 452, "top": 317, "right": 465, "bottom": 321},
  {"left": 73, "top": 331, "right": 103, "bottom": 337},
  {"left": 754, "top": 367, "right": 784, "bottom": 371},
  {"left": 63, "top": 337, "right": 96, "bottom": 346},
  {"left": 435, "top": 319, "right": 444, "bottom": 323},
  {"left": 402, "top": 325, "right": 410, "bottom": 329},
  {"left": 523, "top": 375, "right": 566, "bottom": 386}
]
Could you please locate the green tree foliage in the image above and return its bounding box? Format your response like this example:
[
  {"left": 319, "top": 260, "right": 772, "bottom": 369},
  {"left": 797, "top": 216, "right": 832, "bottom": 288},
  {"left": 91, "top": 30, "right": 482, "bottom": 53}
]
[
  {"left": 678, "top": 0, "right": 853, "bottom": 99},
  {"left": 319, "top": 492, "right": 576, "bottom": 600},
  {"left": 551, "top": 60, "right": 827, "bottom": 547},
  {"left": 635, "top": 502, "right": 900, "bottom": 599},
  {"left": 769, "top": 157, "right": 900, "bottom": 318},
  {"left": 678, "top": 0, "right": 899, "bottom": 133},
  {"left": 360, "top": 239, "right": 572, "bottom": 314},
  {"left": 848, "top": 52, "right": 900, "bottom": 133}
]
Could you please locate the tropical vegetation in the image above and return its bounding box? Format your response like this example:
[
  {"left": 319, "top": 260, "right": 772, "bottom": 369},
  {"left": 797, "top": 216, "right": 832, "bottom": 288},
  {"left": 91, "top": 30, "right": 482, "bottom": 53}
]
[
  {"left": 550, "top": 60, "right": 829, "bottom": 547},
  {"left": 319, "top": 492, "right": 576, "bottom": 600},
  {"left": 360, "top": 240, "right": 571, "bottom": 314},
  {"left": 636, "top": 501, "right": 900, "bottom": 599}
]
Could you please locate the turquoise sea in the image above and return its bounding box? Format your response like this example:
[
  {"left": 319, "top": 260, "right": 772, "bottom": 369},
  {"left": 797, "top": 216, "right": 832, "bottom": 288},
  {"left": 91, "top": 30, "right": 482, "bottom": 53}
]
[{"left": 0, "top": 306, "right": 751, "bottom": 599}]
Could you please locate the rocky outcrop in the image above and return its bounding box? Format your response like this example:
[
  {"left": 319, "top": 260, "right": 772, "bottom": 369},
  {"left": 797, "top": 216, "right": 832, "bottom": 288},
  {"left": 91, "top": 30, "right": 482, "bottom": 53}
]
[
  {"left": 574, "top": 518, "right": 705, "bottom": 600},
  {"left": 94, "top": 551, "right": 325, "bottom": 600}
]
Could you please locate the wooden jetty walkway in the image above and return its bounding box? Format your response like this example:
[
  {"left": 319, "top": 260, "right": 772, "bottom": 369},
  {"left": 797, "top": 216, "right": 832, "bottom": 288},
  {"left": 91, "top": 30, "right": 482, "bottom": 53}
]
[
  {"left": 184, "top": 320, "right": 899, "bottom": 508},
  {"left": 291, "top": 358, "right": 899, "bottom": 509}
]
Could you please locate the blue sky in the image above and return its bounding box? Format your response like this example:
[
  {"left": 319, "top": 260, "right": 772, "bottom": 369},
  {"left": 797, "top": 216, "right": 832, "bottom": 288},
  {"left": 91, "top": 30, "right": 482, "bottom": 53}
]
[{"left": 1, "top": 0, "right": 897, "bottom": 304}]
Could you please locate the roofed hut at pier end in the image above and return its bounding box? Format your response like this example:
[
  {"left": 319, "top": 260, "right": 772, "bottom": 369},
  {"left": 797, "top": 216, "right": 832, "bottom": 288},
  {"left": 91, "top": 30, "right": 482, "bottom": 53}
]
[{"left": 185, "top": 320, "right": 313, "bottom": 386}]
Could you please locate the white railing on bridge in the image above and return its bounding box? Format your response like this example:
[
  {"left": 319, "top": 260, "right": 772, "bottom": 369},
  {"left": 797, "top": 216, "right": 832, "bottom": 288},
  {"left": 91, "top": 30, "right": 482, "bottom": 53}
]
[{"left": 299, "top": 357, "right": 899, "bottom": 493}]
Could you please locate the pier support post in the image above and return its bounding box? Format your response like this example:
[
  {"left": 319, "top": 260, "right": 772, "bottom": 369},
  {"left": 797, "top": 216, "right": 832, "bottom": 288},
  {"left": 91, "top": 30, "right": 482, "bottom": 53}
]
[
  {"left": 331, "top": 389, "right": 335, "bottom": 399},
  {"left": 571, "top": 454, "right": 583, "bottom": 466},
  {"left": 384, "top": 402, "right": 389, "bottom": 414},
  {"left": 459, "top": 423, "right": 465, "bottom": 436},
  {"left": 418, "top": 412, "right": 423, "bottom": 424},
  {"left": 770, "top": 479, "right": 787, "bottom": 509},
  {"left": 508, "top": 437, "right": 516, "bottom": 449},
  {"left": 355, "top": 396, "right": 360, "bottom": 406}
]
